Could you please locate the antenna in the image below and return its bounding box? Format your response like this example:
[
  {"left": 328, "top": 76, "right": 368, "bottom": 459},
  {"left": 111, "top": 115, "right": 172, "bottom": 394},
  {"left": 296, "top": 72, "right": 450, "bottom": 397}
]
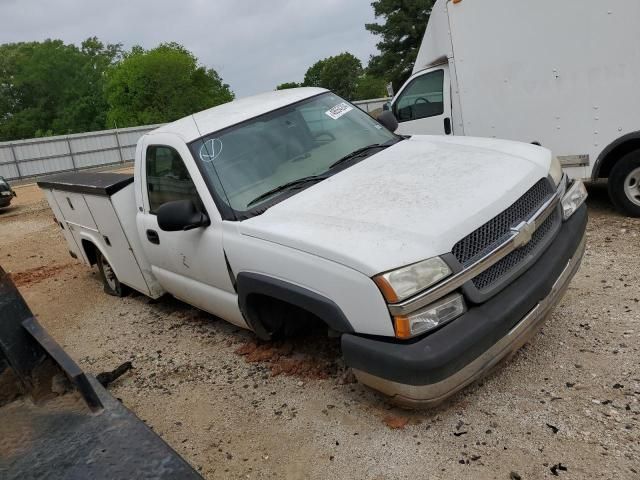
[{"left": 190, "top": 114, "right": 235, "bottom": 217}]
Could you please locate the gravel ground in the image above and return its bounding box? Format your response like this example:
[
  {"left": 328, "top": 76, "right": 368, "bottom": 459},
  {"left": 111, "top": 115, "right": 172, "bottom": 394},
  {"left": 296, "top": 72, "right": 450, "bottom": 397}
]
[{"left": 1, "top": 180, "right": 638, "bottom": 479}]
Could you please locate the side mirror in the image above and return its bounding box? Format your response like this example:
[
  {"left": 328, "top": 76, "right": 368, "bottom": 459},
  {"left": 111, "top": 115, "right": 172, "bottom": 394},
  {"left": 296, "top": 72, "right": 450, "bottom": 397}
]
[
  {"left": 376, "top": 110, "right": 398, "bottom": 133},
  {"left": 156, "top": 200, "right": 209, "bottom": 232},
  {"left": 382, "top": 101, "right": 390, "bottom": 111}
]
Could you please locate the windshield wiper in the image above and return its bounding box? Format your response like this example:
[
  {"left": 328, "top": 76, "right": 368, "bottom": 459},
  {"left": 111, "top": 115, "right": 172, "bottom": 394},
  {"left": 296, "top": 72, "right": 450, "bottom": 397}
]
[
  {"left": 247, "top": 175, "right": 328, "bottom": 207},
  {"left": 328, "top": 140, "right": 397, "bottom": 170}
]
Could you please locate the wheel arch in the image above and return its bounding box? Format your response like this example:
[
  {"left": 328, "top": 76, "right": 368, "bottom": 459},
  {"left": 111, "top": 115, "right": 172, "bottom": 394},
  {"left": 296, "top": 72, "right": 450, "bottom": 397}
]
[
  {"left": 592, "top": 131, "right": 640, "bottom": 180},
  {"left": 79, "top": 235, "right": 118, "bottom": 279},
  {"left": 80, "top": 238, "right": 99, "bottom": 266},
  {"left": 236, "top": 272, "right": 355, "bottom": 341}
]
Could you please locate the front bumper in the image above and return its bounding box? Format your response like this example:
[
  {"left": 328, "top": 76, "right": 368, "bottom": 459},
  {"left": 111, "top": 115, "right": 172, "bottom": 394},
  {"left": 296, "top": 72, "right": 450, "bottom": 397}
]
[{"left": 342, "top": 203, "right": 588, "bottom": 407}]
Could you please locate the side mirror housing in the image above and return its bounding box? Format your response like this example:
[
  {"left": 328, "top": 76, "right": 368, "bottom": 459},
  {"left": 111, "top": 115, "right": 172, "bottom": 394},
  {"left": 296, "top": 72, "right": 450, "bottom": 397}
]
[
  {"left": 376, "top": 110, "right": 398, "bottom": 133},
  {"left": 157, "top": 200, "right": 209, "bottom": 232}
]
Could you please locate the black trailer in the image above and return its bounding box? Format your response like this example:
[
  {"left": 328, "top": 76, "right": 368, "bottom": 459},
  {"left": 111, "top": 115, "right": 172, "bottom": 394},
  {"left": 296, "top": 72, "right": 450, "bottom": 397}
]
[{"left": 0, "top": 265, "right": 202, "bottom": 480}]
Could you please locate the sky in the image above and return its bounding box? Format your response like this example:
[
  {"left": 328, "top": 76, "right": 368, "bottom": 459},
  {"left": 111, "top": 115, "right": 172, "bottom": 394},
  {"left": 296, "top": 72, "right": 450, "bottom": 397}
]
[{"left": 0, "top": 0, "right": 381, "bottom": 98}]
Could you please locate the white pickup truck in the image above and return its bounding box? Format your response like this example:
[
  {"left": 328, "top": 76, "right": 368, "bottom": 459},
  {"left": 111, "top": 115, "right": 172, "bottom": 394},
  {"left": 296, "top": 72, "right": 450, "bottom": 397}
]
[{"left": 38, "top": 88, "right": 588, "bottom": 406}]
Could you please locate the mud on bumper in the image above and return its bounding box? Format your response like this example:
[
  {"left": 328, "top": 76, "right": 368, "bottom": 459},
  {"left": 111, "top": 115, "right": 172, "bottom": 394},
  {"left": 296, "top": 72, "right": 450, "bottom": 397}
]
[{"left": 341, "top": 204, "right": 588, "bottom": 407}]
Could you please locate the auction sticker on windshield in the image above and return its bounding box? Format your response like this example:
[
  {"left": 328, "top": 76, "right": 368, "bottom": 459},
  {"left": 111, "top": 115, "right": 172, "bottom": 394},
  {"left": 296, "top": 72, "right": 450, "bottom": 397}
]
[{"left": 325, "top": 102, "right": 353, "bottom": 120}]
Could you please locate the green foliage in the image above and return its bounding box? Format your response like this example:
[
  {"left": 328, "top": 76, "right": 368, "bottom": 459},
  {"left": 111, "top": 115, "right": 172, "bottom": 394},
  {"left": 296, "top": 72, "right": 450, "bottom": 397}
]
[
  {"left": 303, "top": 52, "right": 363, "bottom": 100},
  {"left": 366, "top": 0, "right": 435, "bottom": 90},
  {"left": 0, "top": 38, "right": 121, "bottom": 141},
  {"left": 104, "top": 43, "right": 234, "bottom": 128},
  {"left": 0, "top": 39, "right": 233, "bottom": 140},
  {"left": 276, "top": 82, "right": 301, "bottom": 90},
  {"left": 354, "top": 75, "right": 388, "bottom": 100}
]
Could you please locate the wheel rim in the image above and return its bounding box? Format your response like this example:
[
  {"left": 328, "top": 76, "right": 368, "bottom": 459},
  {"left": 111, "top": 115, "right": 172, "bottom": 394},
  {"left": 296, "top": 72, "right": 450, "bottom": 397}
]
[
  {"left": 101, "top": 256, "right": 118, "bottom": 291},
  {"left": 624, "top": 166, "right": 640, "bottom": 207}
]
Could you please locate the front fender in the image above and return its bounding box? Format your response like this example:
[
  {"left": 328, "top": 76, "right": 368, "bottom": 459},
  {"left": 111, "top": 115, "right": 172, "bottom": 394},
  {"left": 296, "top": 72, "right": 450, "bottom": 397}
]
[{"left": 223, "top": 226, "right": 395, "bottom": 338}]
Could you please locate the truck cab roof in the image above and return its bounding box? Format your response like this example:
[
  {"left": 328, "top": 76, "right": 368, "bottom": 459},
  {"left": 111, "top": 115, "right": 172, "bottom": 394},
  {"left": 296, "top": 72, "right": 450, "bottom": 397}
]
[{"left": 150, "top": 87, "right": 328, "bottom": 143}]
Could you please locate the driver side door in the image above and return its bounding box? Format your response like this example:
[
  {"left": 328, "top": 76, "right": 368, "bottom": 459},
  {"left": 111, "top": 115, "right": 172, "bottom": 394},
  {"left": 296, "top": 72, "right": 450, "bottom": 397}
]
[
  {"left": 135, "top": 134, "right": 246, "bottom": 327},
  {"left": 393, "top": 65, "right": 452, "bottom": 136}
]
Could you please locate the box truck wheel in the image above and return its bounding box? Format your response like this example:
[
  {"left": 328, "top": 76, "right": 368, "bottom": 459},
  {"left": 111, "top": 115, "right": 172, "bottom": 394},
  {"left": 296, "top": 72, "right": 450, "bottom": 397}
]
[
  {"left": 96, "top": 250, "right": 129, "bottom": 297},
  {"left": 608, "top": 151, "right": 640, "bottom": 217}
]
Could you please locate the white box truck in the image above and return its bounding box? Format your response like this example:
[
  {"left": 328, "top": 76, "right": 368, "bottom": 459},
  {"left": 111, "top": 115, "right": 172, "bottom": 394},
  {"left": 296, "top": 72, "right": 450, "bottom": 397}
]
[
  {"left": 386, "top": 0, "right": 640, "bottom": 216},
  {"left": 39, "top": 88, "right": 588, "bottom": 406}
]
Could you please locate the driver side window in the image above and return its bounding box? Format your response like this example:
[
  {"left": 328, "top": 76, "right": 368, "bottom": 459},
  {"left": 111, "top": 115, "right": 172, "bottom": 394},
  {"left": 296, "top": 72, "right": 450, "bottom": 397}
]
[
  {"left": 394, "top": 69, "right": 444, "bottom": 122},
  {"left": 146, "top": 145, "right": 200, "bottom": 214}
]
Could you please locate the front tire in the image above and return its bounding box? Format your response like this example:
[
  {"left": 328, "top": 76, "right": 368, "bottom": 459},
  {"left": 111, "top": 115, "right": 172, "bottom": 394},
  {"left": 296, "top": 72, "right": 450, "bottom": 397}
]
[
  {"left": 608, "top": 151, "right": 640, "bottom": 217},
  {"left": 96, "top": 250, "right": 129, "bottom": 297}
]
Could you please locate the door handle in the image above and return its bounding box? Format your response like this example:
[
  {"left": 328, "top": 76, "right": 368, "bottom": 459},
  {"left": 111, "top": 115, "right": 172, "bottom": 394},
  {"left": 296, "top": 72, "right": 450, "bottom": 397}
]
[
  {"left": 444, "top": 117, "right": 452, "bottom": 135},
  {"left": 146, "top": 229, "right": 160, "bottom": 245}
]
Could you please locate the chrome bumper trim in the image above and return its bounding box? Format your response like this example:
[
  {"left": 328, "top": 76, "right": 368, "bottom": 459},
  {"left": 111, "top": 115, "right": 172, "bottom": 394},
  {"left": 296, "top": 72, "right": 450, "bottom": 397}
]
[
  {"left": 389, "top": 178, "right": 565, "bottom": 316},
  {"left": 354, "top": 234, "right": 586, "bottom": 408}
]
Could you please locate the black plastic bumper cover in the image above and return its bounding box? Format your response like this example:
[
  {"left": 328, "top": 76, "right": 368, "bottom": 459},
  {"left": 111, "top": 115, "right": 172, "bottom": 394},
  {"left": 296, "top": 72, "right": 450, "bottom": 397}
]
[{"left": 341, "top": 204, "right": 588, "bottom": 387}]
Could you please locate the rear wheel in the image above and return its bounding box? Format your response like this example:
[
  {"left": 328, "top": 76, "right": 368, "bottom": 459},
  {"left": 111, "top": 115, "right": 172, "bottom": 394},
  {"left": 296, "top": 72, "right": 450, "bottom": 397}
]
[
  {"left": 608, "top": 151, "right": 640, "bottom": 217},
  {"left": 96, "top": 250, "right": 129, "bottom": 297}
]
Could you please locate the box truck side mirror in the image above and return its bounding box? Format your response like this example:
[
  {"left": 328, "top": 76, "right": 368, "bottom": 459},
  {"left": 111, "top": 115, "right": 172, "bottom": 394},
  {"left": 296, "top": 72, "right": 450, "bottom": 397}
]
[{"left": 376, "top": 110, "right": 398, "bottom": 133}]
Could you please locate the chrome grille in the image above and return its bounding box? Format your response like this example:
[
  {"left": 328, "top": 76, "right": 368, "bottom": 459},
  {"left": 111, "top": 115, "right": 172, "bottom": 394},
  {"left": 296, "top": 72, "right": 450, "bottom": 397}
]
[
  {"left": 471, "top": 209, "right": 560, "bottom": 290},
  {"left": 452, "top": 178, "right": 554, "bottom": 267}
]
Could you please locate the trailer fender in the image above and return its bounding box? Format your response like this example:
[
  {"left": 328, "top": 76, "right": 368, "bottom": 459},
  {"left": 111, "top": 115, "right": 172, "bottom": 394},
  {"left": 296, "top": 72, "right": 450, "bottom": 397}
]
[{"left": 592, "top": 131, "right": 640, "bottom": 180}]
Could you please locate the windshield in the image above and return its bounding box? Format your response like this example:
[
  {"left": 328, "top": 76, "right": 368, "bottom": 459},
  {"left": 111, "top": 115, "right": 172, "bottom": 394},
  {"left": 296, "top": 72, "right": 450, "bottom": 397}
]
[{"left": 190, "top": 92, "right": 397, "bottom": 217}]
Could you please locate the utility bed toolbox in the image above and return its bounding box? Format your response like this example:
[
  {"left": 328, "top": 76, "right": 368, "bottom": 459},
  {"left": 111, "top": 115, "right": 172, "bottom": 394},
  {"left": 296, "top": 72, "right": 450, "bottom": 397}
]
[{"left": 37, "top": 172, "right": 161, "bottom": 298}]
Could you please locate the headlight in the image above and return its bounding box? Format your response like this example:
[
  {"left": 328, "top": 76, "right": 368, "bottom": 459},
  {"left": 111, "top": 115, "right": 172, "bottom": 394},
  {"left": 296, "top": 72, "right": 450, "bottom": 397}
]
[
  {"left": 561, "top": 180, "right": 588, "bottom": 220},
  {"left": 549, "top": 156, "right": 563, "bottom": 187},
  {"left": 373, "top": 257, "right": 452, "bottom": 303},
  {"left": 393, "top": 293, "right": 466, "bottom": 339}
]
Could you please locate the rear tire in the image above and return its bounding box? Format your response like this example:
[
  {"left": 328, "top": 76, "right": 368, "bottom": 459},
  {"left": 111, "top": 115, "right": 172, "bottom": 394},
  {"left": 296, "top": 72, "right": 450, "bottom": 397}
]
[
  {"left": 96, "top": 250, "right": 129, "bottom": 297},
  {"left": 608, "top": 151, "right": 640, "bottom": 217}
]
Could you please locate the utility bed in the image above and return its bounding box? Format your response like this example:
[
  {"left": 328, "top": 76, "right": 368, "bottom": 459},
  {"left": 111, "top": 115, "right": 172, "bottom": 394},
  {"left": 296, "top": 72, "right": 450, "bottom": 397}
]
[{"left": 37, "top": 172, "right": 162, "bottom": 298}]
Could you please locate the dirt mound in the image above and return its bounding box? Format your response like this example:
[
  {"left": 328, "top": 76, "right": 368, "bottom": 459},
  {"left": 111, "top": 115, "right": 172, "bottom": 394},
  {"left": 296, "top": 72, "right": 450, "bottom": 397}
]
[
  {"left": 10, "top": 263, "right": 73, "bottom": 288},
  {"left": 234, "top": 337, "right": 341, "bottom": 380}
]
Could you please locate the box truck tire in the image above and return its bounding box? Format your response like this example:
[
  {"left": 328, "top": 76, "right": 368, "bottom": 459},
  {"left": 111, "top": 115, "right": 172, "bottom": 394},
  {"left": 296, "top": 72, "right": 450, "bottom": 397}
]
[
  {"left": 97, "top": 250, "right": 129, "bottom": 297},
  {"left": 608, "top": 151, "right": 640, "bottom": 217}
]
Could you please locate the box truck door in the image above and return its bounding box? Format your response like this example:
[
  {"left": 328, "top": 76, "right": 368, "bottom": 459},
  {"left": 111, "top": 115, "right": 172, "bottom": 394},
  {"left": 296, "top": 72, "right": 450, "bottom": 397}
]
[{"left": 392, "top": 66, "right": 452, "bottom": 136}]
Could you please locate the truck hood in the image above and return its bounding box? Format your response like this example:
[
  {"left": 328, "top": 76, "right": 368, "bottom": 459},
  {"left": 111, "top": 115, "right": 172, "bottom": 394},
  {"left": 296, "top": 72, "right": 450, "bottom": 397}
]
[{"left": 238, "top": 135, "right": 552, "bottom": 276}]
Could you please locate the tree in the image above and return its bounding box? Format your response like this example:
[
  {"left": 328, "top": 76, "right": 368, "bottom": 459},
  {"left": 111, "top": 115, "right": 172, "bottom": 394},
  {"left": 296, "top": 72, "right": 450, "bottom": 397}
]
[
  {"left": 0, "top": 38, "right": 121, "bottom": 141},
  {"left": 302, "top": 52, "right": 363, "bottom": 100},
  {"left": 366, "top": 0, "right": 435, "bottom": 90},
  {"left": 276, "top": 82, "right": 301, "bottom": 90},
  {"left": 354, "top": 74, "right": 388, "bottom": 100},
  {"left": 56, "top": 37, "right": 122, "bottom": 133},
  {"left": 104, "top": 43, "right": 233, "bottom": 128}
]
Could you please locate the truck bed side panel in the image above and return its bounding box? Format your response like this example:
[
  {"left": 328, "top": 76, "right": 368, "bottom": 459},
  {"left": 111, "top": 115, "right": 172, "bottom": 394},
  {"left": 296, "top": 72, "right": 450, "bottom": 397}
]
[
  {"left": 43, "top": 189, "right": 84, "bottom": 262},
  {"left": 110, "top": 186, "right": 164, "bottom": 298},
  {"left": 83, "top": 193, "right": 151, "bottom": 296}
]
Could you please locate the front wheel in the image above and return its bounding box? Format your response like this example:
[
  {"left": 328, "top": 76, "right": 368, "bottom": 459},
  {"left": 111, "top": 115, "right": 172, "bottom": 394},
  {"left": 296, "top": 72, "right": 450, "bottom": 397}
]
[
  {"left": 608, "top": 151, "right": 640, "bottom": 217},
  {"left": 96, "top": 250, "right": 129, "bottom": 297}
]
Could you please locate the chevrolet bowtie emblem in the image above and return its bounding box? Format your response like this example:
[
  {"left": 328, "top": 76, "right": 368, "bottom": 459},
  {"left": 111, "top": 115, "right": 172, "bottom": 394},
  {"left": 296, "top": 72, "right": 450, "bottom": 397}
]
[{"left": 511, "top": 221, "right": 536, "bottom": 248}]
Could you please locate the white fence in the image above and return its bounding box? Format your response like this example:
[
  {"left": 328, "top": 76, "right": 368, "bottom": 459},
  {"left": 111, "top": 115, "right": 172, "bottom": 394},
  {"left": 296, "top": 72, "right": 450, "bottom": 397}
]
[
  {"left": 0, "top": 97, "right": 390, "bottom": 182},
  {"left": 0, "top": 124, "right": 161, "bottom": 181},
  {"left": 353, "top": 97, "right": 390, "bottom": 114}
]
